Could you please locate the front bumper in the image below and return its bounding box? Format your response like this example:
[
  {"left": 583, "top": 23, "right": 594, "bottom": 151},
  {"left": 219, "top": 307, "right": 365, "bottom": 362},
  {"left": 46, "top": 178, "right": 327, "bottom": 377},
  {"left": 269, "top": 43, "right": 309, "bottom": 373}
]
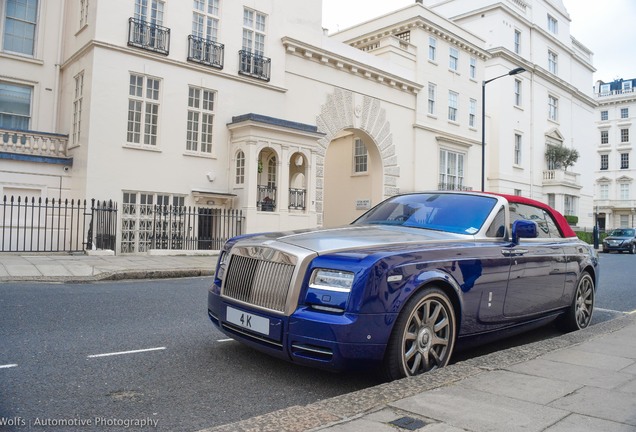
[
  {"left": 603, "top": 242, "right": 631, "bottom": 252},
  {"left": 207, "top": 287, "right": 391, "bottom": 372}
]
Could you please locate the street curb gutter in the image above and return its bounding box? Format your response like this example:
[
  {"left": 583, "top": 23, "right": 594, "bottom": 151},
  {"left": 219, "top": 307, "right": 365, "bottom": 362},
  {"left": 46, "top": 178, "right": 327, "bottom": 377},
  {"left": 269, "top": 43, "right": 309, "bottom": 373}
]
[
  {"left": 0, "top": 268, "right": 215, "bottom": 283},
  {"left": 197, "top": 314, "right": 635, "bottom": 432}
]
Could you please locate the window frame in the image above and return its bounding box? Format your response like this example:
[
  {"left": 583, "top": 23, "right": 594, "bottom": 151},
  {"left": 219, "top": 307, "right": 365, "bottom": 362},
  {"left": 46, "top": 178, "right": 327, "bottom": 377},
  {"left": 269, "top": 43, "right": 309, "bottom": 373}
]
[
  {"left": 514, "top": 133, "right": 522, "bottom": 165},
  {"left": 601, "top": 110, "right": 608, "bottom": 121},
  {"left": 600, "top": 154, "right": 608, "bottom": 170},
  {"left": 71, "top": 71, "right": 84, "bottom": 147},
  {"left": 127, "top": 73, "right": 161, "bottom": 147},
  {"left": 469, "top": 98, "right": 476, "bottom": 128},
  {"left": 621, "top": 128, "right": 630, "bottom": 143},
  {"left": 427, "top": 82, "right": 436, "bottom": 115},
  {"left": 547, "top": 14, "right": 558, "bottom": 34},
  {"left": 514, "top": 79, "right": 522, "bottom": 106},
  {"left": 448, "top": 90, "right": 458, "bottom": 122},
  {"left": 548, "top": 50, "right": 558, "bottom": 74},
  {"left": 449, "top": 47, "right": 459, "bottom": 71},
  {"left": 0, "top": 81, "right": 32, "bottom": 130},
  {"left": 353, "top": 138, "right": 368, "bottom": 174},
  {"left": 621, "top": 152, "right": 630, "bottom": 169},
  {"left": 621, "top": 108, "right": 629, "bottom": 119},
  {"left": 439, "top": 148, "right": 465, "bottom": 191},
  {"left": 235, "top": 150, "right": 245, "bottom": 185},
  {"left": 428, "top": 36, "right": 436, "bottom": 61},
  {"left": 601, "top": 130, "right": 609, "bottom": 145},
  {"left": 548, "top": 95, "right": 558, "bottom": 122},
  {"left": 2, "top": 0, "right": 39, "bottom": 56},
  {"left": 186, "top": 85, "right": 216, "bottom": 154}
]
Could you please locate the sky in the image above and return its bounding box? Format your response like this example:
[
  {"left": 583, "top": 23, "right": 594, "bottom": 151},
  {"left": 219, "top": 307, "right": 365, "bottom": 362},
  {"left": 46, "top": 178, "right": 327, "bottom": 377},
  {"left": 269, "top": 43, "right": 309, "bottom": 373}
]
[{"left": 322, "top": 0, "right": 636, "bottom": 82}]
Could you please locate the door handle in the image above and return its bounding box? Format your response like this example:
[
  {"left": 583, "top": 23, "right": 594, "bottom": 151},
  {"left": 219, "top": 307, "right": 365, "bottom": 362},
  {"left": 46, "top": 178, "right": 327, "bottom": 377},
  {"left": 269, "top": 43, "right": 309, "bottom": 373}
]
[{"left": 501, "top": 249, "right": 528, "bottom": 257}]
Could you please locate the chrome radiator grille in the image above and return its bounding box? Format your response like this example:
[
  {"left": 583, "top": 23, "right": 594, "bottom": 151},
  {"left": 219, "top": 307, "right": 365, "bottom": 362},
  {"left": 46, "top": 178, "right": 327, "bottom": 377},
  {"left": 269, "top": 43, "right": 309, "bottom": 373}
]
[{"left": 222, "top": 252, "right": 296, "bottom": 313}]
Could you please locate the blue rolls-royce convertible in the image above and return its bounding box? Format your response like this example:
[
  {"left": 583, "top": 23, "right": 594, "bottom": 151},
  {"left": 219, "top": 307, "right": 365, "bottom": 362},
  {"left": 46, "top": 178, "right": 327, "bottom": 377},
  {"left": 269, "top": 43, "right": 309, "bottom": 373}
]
[{"left": 208, "top": 192, "right": 598, "bottom": 380}]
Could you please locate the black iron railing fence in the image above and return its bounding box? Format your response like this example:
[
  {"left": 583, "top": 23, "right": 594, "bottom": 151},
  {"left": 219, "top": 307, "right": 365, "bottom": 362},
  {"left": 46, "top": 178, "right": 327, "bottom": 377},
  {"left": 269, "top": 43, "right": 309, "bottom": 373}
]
[
  {"left": 238, "top": 50, "right": 271, "bottom": 81},
  {"left": 2, "top": 196, "right": 244, "bottom": 253},
  {"left": 148, "top": 206, "right": 244, "bottom": 251},
  {"left": 1, "top": 196, "right": 116, "bottom": 253}
]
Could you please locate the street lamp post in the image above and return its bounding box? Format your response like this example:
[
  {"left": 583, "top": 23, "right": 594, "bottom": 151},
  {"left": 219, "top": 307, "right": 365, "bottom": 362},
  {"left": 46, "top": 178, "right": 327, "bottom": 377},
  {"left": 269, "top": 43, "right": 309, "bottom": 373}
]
[{"left": 481, "top": 66, "right": 526, "bottom": 192}]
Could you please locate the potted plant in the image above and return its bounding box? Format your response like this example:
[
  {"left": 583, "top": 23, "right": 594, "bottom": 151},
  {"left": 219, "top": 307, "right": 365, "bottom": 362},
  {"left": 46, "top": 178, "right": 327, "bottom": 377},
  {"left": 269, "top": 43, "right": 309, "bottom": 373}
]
[{"left": 545, "top": 145, "right": 579, "bottom": 171}]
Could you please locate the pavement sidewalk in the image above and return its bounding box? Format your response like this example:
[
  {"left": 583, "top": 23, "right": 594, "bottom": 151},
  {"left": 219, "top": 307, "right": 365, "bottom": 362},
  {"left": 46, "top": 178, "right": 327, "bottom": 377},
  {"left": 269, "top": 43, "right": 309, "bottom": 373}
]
[
  {"left": 202, "top": 314, "right": 636, "bottom": 432},
  {"left": 1, "top": 252, "right": 635, "bottom": 432},
  {"left": 0, "top": 251, "right": 218, "bottom": 282}
]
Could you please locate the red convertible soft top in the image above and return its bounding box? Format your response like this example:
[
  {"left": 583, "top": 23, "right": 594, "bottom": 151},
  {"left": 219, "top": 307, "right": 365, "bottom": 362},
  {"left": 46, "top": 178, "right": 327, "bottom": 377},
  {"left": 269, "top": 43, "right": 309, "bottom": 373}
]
[{"left": 494, "top": 193, "right": 577, "bottom": 238}]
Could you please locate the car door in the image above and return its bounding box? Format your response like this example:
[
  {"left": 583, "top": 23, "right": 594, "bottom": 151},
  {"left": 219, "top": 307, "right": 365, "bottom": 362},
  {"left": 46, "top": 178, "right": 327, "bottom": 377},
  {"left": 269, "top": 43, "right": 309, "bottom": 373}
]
[{"left": 503, "top": 203, "right": 567, "bottom": 318}]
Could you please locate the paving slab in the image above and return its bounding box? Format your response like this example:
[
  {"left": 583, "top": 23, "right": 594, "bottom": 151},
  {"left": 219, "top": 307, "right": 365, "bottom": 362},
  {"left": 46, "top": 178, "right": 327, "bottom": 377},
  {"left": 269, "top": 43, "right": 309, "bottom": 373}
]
[
  {"left": 544, "top": 413, "right": 636, "bottom": 432},
  {"left": 506, "top": 358, "right": 634, "bottom": 389},
  {"left": 548, "top": 386, "right": 636, "bottom": 426},
  {"left": 33, "top": 264, "right": 72, "bottom": 277},
  {"left": 574, "top": 338, "right": 636, "bottom": 360},
  {"left": 390, "top": 385, "right": 568, "bottom": 432},
  {"left": 5, "top": 264, "right": 42, "bottom": 277},
  {"left": 541, "top": 348, "right": 635, "bottom": 371},
  {"left": 457, "top": 369, "right": 582, "bottom": 405}
]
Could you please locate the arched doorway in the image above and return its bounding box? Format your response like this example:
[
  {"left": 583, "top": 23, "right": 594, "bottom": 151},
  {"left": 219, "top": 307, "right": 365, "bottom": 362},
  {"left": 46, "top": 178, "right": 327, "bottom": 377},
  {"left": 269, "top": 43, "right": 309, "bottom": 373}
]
[
  {"left": 315, "top": 88, "right": 400, "bottom": 227},
  {"left": 323, "top": 131, "right": 382, "bottom": 226}
]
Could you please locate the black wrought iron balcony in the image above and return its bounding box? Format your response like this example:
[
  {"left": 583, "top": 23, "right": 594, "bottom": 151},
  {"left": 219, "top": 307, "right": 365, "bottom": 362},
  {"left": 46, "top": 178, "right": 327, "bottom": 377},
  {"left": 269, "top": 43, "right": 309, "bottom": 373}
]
[
  {"left": 128, "top": 17, "right": 170, "bottom": 55},
  {"left": 187, "top": 35, "right": 224, "bottom": 69},
  {"left": 238, "top": 50, "right": 271, "bottom": 81},
  {"left": 288, "top": 188, "right": 306, "bottom": 210},
  {"left": 257, "top": 185, "right": 276, "bottom": 211}
]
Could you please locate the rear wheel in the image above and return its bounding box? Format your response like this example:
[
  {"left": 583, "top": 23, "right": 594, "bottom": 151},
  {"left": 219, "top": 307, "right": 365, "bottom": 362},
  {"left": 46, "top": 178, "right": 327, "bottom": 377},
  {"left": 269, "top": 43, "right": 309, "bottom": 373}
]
[
  {"left": 557, "top": 272, "right": 594, "bottom": 332},
  {"left": 381, "top": 287, "right": 456, "bottom": 381}
]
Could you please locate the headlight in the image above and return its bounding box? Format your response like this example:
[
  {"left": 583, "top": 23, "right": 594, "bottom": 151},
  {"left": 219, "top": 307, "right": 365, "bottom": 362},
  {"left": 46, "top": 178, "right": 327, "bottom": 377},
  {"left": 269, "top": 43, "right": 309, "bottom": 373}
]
[
  {"left": 215, "top": 250, "right": 231, "bottom": 280},
  {"left": 309, "top": 269, "right": 354, "bottom": 292}
]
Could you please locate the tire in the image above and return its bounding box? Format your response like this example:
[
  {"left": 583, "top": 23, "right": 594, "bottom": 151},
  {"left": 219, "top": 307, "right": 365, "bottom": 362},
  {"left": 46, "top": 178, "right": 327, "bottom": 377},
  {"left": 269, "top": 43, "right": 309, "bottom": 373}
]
[
  {"left": 630, "top": 243, "right": 636, "bottom": 255},
  {"left": 557, "top": 272, "right": 594, "bottom": 332},
  {"left": 381, "top": 287, "right": 456, "bottom": 381}
]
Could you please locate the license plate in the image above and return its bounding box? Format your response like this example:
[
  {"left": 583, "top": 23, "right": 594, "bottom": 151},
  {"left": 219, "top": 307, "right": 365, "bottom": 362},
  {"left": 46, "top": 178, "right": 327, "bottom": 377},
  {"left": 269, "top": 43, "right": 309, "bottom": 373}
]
[{"left": 226, "top": 306, "right": 270, "bottom": 336}]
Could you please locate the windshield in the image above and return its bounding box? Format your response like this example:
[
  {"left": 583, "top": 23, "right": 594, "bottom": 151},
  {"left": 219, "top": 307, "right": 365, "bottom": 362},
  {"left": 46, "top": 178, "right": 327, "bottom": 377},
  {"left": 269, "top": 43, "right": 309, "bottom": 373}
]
[
  {"left": 353, "top": 193, "right": 498, "bottom": 235},
  {"left": 609, "top": 228, "right": 635, "bottom": 237}
]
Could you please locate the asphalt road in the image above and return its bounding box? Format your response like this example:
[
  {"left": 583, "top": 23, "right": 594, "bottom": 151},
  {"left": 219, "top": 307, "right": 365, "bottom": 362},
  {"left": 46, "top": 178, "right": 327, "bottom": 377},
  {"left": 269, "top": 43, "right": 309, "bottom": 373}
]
[{"left": 0, "top": 252, "right": 633, "bottom": 431}]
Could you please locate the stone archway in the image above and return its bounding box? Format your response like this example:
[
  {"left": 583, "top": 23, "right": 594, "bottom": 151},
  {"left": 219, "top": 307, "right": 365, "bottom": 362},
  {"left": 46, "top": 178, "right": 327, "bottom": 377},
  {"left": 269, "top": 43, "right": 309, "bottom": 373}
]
[{"left": 315, "top": 88, "right": 399, "bottom": 225}]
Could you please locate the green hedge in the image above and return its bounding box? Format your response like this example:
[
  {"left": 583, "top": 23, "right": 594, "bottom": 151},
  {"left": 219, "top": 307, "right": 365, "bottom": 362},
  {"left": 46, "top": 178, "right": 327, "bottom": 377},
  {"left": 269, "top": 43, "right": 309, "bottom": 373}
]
[
  {"left": 575, "top": 231, "right": 607, "bottom": 245},
  {"left": 565, "top": 215, "right": 579, "bottom": 225}
]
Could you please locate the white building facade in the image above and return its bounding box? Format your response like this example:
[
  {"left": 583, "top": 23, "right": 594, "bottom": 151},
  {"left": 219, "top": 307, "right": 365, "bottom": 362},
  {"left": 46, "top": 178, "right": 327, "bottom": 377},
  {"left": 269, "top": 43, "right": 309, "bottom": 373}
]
[
  {"left": 0, "top": 0, "right": 595, "bottom": 254},
  {"left": 417, "top": 0, "right": 597, "bottom": 228},
  {"left": 594, "top": 78, "right": 636, "bottom": 230}
]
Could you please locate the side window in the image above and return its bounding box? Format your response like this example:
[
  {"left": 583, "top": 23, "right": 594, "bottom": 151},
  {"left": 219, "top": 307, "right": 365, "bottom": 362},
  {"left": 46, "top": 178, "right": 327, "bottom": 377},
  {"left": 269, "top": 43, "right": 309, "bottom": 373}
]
[
  {"left": 509, "top": 203, "right": 562, "bottom": 239},
  {"left": 486, "top": 206, "right": 506, "bottom": 238}
]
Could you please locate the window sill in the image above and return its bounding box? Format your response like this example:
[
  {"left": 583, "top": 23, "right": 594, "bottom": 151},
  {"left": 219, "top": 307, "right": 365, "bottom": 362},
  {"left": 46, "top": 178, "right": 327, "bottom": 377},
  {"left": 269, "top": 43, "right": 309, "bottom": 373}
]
[
  {"left": 183, "top": 151, "right": 216, "bottom": 159},
  {"left": 427, "top": 114, "right": 438, "bottom": 120},
  {"left": 428, "top": 59, "right": 438, "bottom": 66},
  {"left": 75, "top": 24, "right": 89, "bottom": 37},
  {"left": 513, "top": 164, "right": 524, "bottom": 170},
  {"left": 123, "top": 143, "right": 162, "bottom": 152},
  {"left": 447, "top": 120, "right": 460, "bottom": 127},
  {"left": 514, "top": 105, "right": 524, "bottom": 112}
]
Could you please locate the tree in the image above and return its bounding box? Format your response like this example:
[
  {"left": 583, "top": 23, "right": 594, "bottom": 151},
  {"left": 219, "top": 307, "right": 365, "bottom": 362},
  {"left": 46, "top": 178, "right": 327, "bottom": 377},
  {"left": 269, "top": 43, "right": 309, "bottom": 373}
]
[{"left": 545, "top": 145, "right": 579, "bottom": 171}]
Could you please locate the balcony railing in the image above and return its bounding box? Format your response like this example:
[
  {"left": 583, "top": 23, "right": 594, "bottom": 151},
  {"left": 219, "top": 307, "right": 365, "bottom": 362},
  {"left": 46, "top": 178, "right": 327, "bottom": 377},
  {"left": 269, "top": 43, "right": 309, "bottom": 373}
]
[
  {"left": 597, "top": 88, "right": 634, "bottom": 97},
  {"left": 438, "top": 182, "right": 473, "bottom": 192},
  {"left": 128, "top": 17, "right": 170, "bottom": 55},
  {"left": 257, "top": 185, "right": 276, "bottom": 212},
  {"left": 187, "top": 35, "right": 224, "bottom": 69},
  {"left": 289, "top": 188, "right": 306, "bottom": 210},
  {"left": 238, "top": 50, "right": 271, "bottom": 81},
  {"left": 1, "top": 128, "right": 68, "bottom": 159},
  {"left": 542, "top": 169, "right": 580, "bottom": 186}
]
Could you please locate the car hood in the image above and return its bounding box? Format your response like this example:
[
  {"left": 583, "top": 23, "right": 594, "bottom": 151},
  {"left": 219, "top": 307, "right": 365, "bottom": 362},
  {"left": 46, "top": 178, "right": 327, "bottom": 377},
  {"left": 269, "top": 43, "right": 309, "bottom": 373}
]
[{"left": 238, "top": 224, "right": 469, "bottom": 255}]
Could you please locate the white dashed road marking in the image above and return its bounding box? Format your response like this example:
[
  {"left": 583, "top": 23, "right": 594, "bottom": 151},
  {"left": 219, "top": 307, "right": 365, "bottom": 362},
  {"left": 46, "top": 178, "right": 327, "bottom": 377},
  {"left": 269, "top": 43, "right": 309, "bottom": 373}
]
[
  {"left": 87, "top": 347, "right": 166, "bottom": 358},
  {"left": 0, "top": 364, "right": 18, "bottom": 369}
]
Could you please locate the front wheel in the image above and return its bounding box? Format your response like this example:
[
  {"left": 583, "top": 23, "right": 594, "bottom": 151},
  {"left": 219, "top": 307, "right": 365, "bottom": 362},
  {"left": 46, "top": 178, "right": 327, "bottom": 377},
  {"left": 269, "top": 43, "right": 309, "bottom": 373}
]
[
  {"left": 381, "top": 287, "right": 456, "bottom": 381},
  {"left": 557, "top": 272, "right": 594, "bottom": 332},
  {"left": 629, "top": 243, "right": 636, "bottom": 254}
]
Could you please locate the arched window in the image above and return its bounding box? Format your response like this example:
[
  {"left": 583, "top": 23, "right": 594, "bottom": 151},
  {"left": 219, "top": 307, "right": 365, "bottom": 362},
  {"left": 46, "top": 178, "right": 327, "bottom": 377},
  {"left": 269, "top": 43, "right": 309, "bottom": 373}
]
[{"left": 235, "top": 150, "right": 245, "bottom": 184}]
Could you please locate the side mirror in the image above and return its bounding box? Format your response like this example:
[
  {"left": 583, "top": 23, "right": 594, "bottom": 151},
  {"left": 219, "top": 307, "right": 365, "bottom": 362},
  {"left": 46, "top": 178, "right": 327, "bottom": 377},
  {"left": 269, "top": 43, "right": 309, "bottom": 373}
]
[{"left": 512, "top": 220, "right": 538, "bottom": 244}]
